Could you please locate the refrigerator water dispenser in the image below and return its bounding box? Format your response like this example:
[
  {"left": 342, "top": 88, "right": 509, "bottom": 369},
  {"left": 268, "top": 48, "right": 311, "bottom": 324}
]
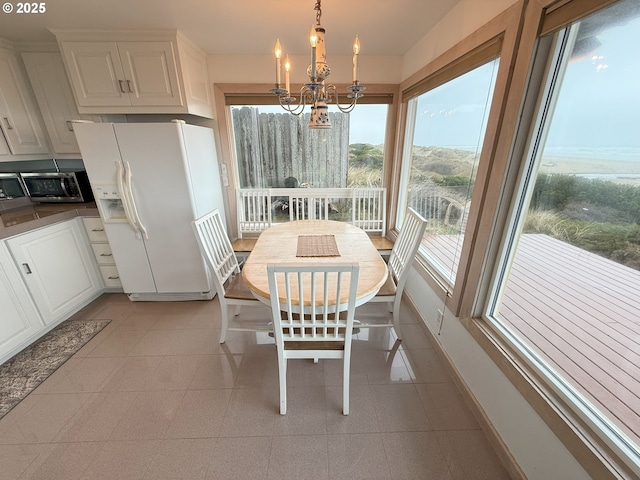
[{"left": 93, "top": 185, "right": 126, "bottom": 222}]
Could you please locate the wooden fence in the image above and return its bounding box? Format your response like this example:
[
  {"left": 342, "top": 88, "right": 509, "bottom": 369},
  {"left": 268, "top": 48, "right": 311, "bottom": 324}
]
[{"left": 232, "top": 107, "right": 350, "bottom": 189}]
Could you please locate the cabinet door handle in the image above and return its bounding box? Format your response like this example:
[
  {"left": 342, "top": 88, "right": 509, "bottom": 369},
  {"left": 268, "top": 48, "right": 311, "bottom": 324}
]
[
  {"left": 66, "top": 121, "right": 74, "bottom": 131},
  {"left": 126, "top": 80, "right": 133, "bottom": 93},
  {"left": 118, "top": 80, "right": 127, "bottom": 93},
  {"left": 108, "top": 275, "right": 120, "bottom": 280},
  {"left": 22, "top": 263, "right": 32, "bottom": 274},
  {"left": 3, "top": 117, "right": 12, "bottom": 130},
  {"left": 91, "top": 228, "right": 105, "bottom": 232},
  {"left": 100, "top": 253, "right": 113, "bottom": 257}
]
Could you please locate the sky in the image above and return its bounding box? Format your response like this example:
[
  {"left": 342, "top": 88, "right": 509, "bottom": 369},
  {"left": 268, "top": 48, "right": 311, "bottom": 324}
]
[{"left": 545, "top": 5, "right": 640, "bottom": 151}]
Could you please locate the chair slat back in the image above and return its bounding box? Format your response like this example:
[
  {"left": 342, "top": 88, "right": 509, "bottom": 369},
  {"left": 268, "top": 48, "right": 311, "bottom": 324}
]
[
  {"left": 238, "top": 189, "right": 272, "bottom": 236},
  {"left": 352, "top": 187, "right": 386, "bottom": 235},
  {"left": 193, "top": 210, "right": 240, "bottom": 295},
  {"left": 267, "top": 263, "right": 359, "bottom": 343},
  {"left": 388, "top": 208, "right": 428, "bottom": 288},
  {"left": 289, "top": 192, "right": 330, "bottom": 221}
]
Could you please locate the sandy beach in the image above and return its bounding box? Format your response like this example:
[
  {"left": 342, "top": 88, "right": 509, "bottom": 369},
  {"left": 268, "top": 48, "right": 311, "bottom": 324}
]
[{"left": 538, "top": 156, "right": 640, "bottom": 186}]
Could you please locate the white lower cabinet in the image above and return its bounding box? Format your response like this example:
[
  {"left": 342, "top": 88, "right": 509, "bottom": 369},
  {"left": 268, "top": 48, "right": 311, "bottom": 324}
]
[
  {"left": 0, "top": 242, "right": 43, "bottom": 364},
  {"left": 6, "top": 218, "right": 103, "bottom": 326},
  {"left": 82, "top": 217, "right": 122, "bottom": 290}
]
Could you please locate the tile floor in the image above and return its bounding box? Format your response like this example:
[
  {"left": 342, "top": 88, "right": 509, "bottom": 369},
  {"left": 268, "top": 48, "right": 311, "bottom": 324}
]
[{"left": 0, "top": 293, "right": 511, "bottom": 480}]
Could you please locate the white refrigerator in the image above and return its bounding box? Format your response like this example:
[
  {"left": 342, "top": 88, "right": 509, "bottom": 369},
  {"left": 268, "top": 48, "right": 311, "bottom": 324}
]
[{"left": 74, "top": 121, "right": 226, "bottom": 301}]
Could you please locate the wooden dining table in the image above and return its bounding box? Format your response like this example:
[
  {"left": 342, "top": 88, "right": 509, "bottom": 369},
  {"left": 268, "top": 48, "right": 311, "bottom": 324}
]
[{"left": 242, "top": 220, "right": 388, "bottom": 307}]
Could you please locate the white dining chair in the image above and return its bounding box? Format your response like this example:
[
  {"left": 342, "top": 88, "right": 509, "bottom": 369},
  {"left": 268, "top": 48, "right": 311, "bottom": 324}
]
[
  {"left": 193, "top": 209, "right": 269, "bottom": 343},
  {"left": 359, "top": 208, "right": 427, "bottom": 340},
  {"left": 267, "top": 262, "right": 360, "bottom": 415},
  {"left": 289, "top": 192, "right": 330, "bottom": 221},
  {"left": 352, "top": 187, "right": 394, "bottom": 255},
  {"left": 232, "top": 189, "right": 272, "bottom": 261}
]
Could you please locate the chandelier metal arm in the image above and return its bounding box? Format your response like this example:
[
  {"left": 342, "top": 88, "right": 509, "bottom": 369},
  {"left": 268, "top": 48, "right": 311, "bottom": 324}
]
[{"left": 271, "top": 85, "right": 317, "bottom": 116}]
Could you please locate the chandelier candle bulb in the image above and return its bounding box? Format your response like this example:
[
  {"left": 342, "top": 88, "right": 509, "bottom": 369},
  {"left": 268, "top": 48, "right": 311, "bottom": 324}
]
[
  {"left": 310, "top": 26, "right": 317, "bottom": 80},
  {"left": 285, "top": 56, "right": 291, "bottom": 96},
  {"left": 275, "top": 39, "right": 282, "bottom": 86},
  {"left": 353, "top": 35, "right": 360, "bottom": 83}
]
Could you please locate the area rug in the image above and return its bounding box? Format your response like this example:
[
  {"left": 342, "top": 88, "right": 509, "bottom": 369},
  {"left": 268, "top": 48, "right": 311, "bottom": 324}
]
[{"left": 0, "top": 318, "right": 111, "bottom": 419}]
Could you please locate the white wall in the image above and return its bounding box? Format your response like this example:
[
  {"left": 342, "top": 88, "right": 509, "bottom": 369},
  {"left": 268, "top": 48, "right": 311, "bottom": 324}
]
[
  {"left": 402, "top": 0, "right": 518, "bottom": 80},
  {"left": 208, "top": 54, "right": 403, "bottom": 84},
  {"left": 404, "top": 268, "right": 591, "bottom": 479}
]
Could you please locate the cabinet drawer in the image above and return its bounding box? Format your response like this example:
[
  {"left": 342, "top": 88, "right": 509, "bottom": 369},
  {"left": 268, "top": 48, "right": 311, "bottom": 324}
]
[
  {"left": 91, "top": 243, "right": 115, "bottom": 265},
  {"left": 82, "top": 217, "right": 107, "bottom": 242},
  {"left": 100, "top": 265, "right": 122, "bottom": 288}
]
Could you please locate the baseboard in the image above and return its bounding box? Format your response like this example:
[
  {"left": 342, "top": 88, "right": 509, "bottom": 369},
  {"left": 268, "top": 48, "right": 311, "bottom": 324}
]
[
  {"left": 127, "top": 291, "right": 215, "bottom": 302},
  {"left": 403, "top": 293, "right": 527, "bottom": 480}
]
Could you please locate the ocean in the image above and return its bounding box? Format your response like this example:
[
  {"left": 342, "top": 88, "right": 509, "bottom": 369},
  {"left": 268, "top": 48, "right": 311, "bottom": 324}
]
[
  {"left": 543, "top": 146, "right": 640, "bottom": 162},
  {"left": 441, "top": 145, "right": 640, "bottom": 162}
]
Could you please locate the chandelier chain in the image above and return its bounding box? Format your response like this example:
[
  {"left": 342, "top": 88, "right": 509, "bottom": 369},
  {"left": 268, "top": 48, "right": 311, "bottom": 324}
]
[{"left": 314, "top": 0, "right": 322, "bottom": 25}]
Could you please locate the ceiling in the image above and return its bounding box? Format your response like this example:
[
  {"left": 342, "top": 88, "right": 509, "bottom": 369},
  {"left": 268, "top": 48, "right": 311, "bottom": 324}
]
[{"left": 0, "top": 0, "right": 462, "bottom": 56}]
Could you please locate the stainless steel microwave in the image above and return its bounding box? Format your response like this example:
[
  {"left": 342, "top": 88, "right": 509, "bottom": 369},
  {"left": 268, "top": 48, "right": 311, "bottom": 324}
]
[{"left": 20, "top": 171, "right": 94, "bottom": 203}]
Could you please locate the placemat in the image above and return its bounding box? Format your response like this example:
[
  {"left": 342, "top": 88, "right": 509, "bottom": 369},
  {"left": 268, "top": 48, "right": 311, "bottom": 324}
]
[{"left": 296, "top": 235, "right": 340, "bottom": 257}]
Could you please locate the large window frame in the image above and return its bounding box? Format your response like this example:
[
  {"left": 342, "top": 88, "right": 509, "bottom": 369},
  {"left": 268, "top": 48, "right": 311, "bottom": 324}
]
[
  {"left": 396, "top": 56, "right": 500, "bottom": 290},
  {"left": 212, "top": 83, "right": 399, "bottom": 239},
  {"left": 394, "top": 0, "right": 637, "bottom": 478},
  {"left": 394, "top": 18, "right": 508, "bottom": 308},
  {"left": 485, "top": 4, "right": 640, "bottom": 475},
  {"left": 453, "top": 0, "right": 639, "bottom": 478}
]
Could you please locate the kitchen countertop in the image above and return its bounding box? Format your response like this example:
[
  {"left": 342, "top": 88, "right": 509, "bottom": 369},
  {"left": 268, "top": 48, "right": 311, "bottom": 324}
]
[{"left": 0, "top": 202, "right": 99, "bottom": 240}]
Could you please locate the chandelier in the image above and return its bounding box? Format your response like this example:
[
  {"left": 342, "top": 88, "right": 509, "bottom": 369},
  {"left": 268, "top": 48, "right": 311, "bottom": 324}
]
[{"left": 269, "top": 0, "right": 366, "bottom": 129}]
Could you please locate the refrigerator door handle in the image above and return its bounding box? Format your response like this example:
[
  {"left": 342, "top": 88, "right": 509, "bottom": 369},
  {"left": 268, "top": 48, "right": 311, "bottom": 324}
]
[
  {"left": 124, "top": 161, "right": 149, "bottom": 240},
  {"left": 116, "top": 160, "right": 141, "bottom": 238}
]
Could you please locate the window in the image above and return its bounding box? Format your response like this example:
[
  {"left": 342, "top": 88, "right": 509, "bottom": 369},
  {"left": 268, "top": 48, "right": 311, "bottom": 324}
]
[
  {"left": 231, "top": 104, "right": 387, "bottom": 189},
  {"left": 488, "top": 0, "right": 640, "bottom": 469},
  {"left": 398, "top": 59, "right": 499, "bottom": 284}
]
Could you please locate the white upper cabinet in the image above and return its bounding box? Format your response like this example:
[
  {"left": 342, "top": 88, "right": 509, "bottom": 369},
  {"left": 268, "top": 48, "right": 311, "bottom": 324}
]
[
  {"left": 0, "top": 131, "right": 10, "bottom": 156},
  {"left": 54, "top": 31, "right": 213, "bottom": 118},
  {"left": 0, "top": 47, "right": 50, "bottom": 155},
  {"left": 22, "top": 52, "right": 99, "bottom": 155},
  {"left": 62, "top": 41, "right": 181, "bottom": 108}
]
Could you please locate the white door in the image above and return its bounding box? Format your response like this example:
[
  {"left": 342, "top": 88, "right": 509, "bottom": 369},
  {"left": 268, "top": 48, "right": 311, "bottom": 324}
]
[
  {"left": 0, "top": 243, "right": 42, "bottom": 364},
  {"left": 73, "top": 122, "right": 156, "bottom": 294},
  {"left": 0, "top": 48, "right": 49, "bottom": 154},
  {"left": 0, "top": 131, "right": 10, "bottom": 156},
  {"left": 7, "top": 219, "right": 102, "bottom": 326},
  {"left": 114, "top": 123, "right": 210, "bottom": 294},
  {"left": 103, "top": 222, "right": 156, "bottom": 294},
  {"left": 61, "top": 41, "right": 130, "bottom": 107},
  {"left": 22, "top": 52, "right": 97, "bottom": 154},
  {"left": 118, "top": 42, "right": 183, "bottom": 107}
]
